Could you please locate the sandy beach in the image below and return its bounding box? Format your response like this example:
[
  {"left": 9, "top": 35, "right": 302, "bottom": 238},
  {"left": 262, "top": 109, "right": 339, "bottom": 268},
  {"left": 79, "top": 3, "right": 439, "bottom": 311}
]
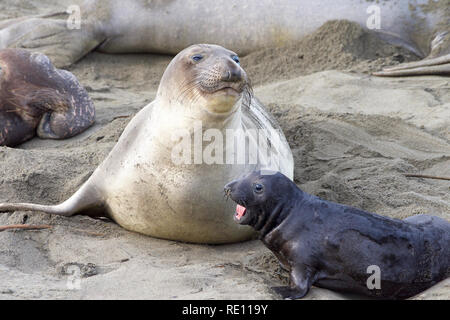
[{"left": 0, "top": 1, "right": 449, "bottom": 299}]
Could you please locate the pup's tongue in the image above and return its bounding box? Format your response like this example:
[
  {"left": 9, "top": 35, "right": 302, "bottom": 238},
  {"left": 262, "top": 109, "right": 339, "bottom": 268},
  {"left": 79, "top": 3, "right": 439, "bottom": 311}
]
[{"left": 235, "top": 204, "right": 247, "bottom": 220}]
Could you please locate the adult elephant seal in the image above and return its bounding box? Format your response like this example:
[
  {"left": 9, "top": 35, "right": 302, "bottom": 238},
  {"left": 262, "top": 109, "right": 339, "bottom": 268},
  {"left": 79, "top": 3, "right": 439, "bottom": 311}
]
[
  {"left": 224, "top": 171, "right": 450, "bottom": 299},
  {"left": 0, "top": 0, "right": 448, "bottom": 76},
  {"left": 0, "top": 44, "right": 294, "bottom": 244},
  {"left": 0, "top": 48, "right": 94, "bottom": 147}
]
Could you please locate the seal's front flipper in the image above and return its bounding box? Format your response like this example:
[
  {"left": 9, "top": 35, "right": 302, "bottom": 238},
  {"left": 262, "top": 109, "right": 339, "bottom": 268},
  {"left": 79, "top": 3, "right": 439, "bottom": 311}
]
[
  {"left": 0, "top": 12, "right": 104, "bottom": 68},
  {"left": 271, "top": 286, "right": 309, "bottom": 300},
  {"left": 272, "top": 266, "right": 314, "bottom": 299}
]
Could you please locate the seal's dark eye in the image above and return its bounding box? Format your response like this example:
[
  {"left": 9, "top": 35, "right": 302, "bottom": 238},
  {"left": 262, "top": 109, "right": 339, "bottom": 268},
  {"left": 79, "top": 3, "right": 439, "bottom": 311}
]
[
  {"left": 232, "top": 55, "right": 240, "bottom": 64},
  {"left": 253, "top": 183, "right": 264, "bottom": 194},
  {"left": 192, "top": 54, "right": 203, "bottom": 62}
]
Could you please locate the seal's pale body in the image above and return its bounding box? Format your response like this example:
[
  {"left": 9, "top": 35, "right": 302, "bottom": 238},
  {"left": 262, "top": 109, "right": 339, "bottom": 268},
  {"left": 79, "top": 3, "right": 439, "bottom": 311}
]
[
  {"left": 0, "top": 0, "right": 448, "bottom": 75},
  {"left": 0, "top": 44, "right": 294, "bottom": 244},
  {"left": 94, "top": 104, "right": 257, "bottom": 241}
]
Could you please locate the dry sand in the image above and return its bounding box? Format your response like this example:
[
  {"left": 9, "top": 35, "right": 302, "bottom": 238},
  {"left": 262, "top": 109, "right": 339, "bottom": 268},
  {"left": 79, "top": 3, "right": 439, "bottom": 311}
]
[{"left": 0, "top": 2, "right": 449, "bottom": 300}]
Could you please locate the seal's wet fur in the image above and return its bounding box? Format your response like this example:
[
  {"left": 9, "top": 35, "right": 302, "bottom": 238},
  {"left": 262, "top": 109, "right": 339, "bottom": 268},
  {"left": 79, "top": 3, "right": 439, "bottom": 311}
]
[{"left": 224, "top": 171, "right": 450, "bottom": 299}]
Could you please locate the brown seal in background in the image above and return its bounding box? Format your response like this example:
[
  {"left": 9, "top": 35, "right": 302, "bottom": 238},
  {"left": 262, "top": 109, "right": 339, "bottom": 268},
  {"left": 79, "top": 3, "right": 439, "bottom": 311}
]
[{"left": 0, "top": 48, "right": 94, "bottom": 147}]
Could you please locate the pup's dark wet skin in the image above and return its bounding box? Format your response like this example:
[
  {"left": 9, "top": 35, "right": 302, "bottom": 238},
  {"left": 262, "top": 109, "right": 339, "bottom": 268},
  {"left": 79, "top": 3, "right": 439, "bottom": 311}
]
[
  {"left": 0, "top": 48, "right": 95, "bottom": 147},
  {"left": 224, "top": 171, "right": 450, "bottom": 299}
]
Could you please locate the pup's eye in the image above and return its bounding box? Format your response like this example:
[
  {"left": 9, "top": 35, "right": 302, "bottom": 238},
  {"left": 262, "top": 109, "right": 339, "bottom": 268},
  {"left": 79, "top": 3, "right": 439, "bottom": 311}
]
[
  {"left": 253, "top": 183, "right": 264, "bottom": 194},
  {"left": 232, "top": 55, "right": 240, "bottom": 64},
  {"left": 192, "top": 54, "right": 203, "bottom": 62}
]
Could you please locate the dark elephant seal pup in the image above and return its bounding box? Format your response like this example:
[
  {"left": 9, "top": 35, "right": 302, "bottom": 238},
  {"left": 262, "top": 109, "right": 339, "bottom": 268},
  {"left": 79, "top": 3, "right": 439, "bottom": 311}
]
[
  {"left": 224, "top": 171, "right": 450, "bottom": 299},
  {"left": 0, "top": 44, "right": 293, "bottom": 244},
  {"left": 0, "top": 48, "right": 95, "bottom": 147}
]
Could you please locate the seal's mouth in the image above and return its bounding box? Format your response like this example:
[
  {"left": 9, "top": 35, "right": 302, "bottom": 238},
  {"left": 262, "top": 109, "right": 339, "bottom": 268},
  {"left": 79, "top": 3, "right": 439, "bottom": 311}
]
[
  {"left": 235, "top": 204, "right": 247, "bottom": 220},
  {"left": 206, "top": 85, "right": 243, "bottom": 97},
  {"left": 199, "top": 84, "right": 244, "bottom": 115},
  {"left": 224, "top": 183, "right": 253, "bottom": 225},
  {"left": 234, "top": 203, "right": 253, "bottom": 225},
  {"left": 199, "top": 80, "right": 245, "bottom": 95},
  {"left": 214, "top": 86, "right": 241, "bottom": 95}
]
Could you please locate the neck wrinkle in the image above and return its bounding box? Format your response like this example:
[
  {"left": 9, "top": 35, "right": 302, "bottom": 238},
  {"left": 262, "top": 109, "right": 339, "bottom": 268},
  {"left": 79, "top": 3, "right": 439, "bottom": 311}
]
[
  {"left": 257, "top": 201, "right": 288, "bottom": 239},
  {"left": 152, "top": 98, "right": 242, "bottom": 131},
  {"left": 258, "top": 187, "right": 305, "bottom": 239}
]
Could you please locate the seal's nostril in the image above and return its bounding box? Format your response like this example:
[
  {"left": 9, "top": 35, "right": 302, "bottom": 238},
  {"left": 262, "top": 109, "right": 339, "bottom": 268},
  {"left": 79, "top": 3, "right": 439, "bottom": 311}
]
[
  {"left": 222, "top": 68, "right": 241, "bottom": 82},
  {"left": 232, "top": 69, "right": 240, "bottom": 80},
  {"left": 224, "top": 183, "right": 234, "bottom": 196}
]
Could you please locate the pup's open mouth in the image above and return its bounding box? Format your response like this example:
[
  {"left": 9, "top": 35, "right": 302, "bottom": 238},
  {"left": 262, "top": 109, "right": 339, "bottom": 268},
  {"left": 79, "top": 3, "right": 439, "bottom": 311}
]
[{"left": 235, "top": 204, "right": 247, "bottom": 220}]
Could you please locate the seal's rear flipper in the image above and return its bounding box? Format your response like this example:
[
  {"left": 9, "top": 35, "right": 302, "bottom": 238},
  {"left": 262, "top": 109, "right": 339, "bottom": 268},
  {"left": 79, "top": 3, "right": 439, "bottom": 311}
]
[
  {"left": 0, "top": 12, "right": 104, "bottom": 68},
  {"left": 0, "top": 183, "right": 105, "bottom": 218},
  {"left": 373, "top": 54, "right": 450, "bottom": 77},
  {"left": 0, "top": 202, "right": 76, "bottom": 217},
  {"left": 374, "top": 31, "right": 450, "bottom": 77}
]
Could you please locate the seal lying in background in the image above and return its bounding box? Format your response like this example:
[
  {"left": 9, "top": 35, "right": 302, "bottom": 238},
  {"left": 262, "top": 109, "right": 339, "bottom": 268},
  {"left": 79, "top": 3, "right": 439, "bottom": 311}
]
[
  {"left": 224, "top": 171, "right": 450, "bottom": 299},
  {"left": 0, "top": 44, "right": 294, "bottom": 244},
  {"left": 0, "top": 0, "right": 448, "bottom": 76},
  {"left": 0, "top": 48, "right": 94, "bottom": 147}
]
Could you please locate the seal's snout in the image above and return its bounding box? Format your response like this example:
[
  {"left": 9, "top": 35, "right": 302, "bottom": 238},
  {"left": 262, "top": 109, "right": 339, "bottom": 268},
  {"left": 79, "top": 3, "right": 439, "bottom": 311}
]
[
  {"left": 224, "top": 179, "right": 250, "bottom": 223},
  {"left": 224, "top": 181, "right": 236, "bottom": 198},
  {"left": 221, "top": 65, "right": 242, "bottom": 83},
  {"left": 223, "top": 180, "right": 240, "bottom": 202}
]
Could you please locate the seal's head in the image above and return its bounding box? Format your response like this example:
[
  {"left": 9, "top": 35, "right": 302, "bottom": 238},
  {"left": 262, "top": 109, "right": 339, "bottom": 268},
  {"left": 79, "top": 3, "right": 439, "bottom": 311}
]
[
  {"left": 224, "top": 171, "right": 300, "bottom": 230},
  {"left": 0, "top": 48, "right": 95, "bottom": 146},
  {"left": 156, "top": 44, "right": 251, "bottom": 118}
]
